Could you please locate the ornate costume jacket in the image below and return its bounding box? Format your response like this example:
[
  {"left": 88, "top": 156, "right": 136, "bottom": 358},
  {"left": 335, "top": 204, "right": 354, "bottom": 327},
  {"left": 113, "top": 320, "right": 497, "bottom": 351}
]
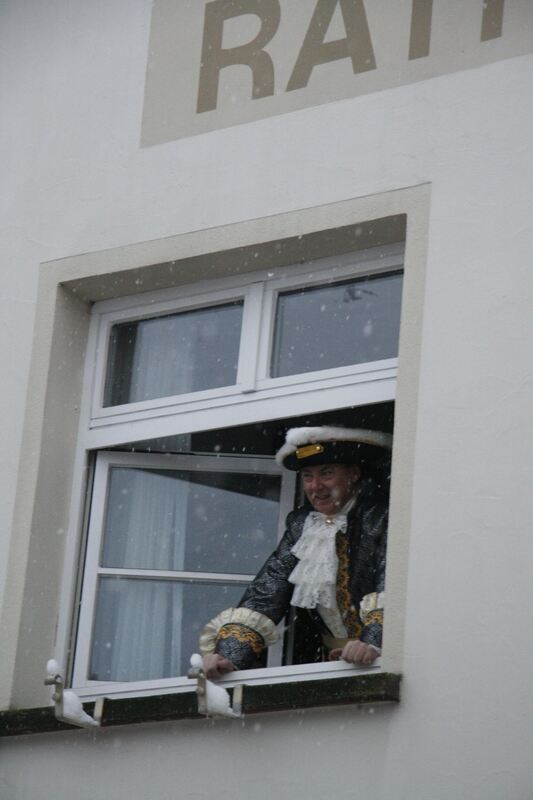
[{"left": 200, "top": 479, "right": 388, "bottom": 671}]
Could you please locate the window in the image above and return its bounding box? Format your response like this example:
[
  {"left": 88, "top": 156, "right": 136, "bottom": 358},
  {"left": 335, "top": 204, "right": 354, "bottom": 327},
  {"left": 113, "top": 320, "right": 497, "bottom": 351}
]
[
  {"left": 6, "top": 191, "right": 430, "bottom": 716},
  {"left": 270, "top": 271, "right": 403, "bottom": 377},
  {"left": 88, "top": 246, "right": 402, "bottom": 428},
  {"left": 104, "top": 300, "right": 244, "bottom": 406},
  {"left": 71, "top": 242, "right": 403, "bottom": 697},
  {"left": 74, "top": 452, "right": 295, "bottom": 686}
]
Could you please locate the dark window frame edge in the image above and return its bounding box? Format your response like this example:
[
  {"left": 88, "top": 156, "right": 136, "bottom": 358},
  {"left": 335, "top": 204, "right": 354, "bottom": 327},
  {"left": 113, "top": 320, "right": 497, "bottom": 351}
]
[{"left": 0, "top": 672, "right": 401, "bottom": 737}]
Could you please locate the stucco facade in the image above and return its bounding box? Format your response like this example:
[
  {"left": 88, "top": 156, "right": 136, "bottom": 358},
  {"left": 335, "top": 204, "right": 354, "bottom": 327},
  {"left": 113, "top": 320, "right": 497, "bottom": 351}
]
[{"left": 1, "top": 2, "right": 532, "bottom": 798}]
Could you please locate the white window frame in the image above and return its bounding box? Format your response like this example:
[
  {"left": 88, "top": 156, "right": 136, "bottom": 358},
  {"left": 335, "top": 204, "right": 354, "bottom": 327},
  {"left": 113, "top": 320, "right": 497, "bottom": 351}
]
[
  {"left": 91, "top": 283, "right": 262, "bottom": 421},
  {"left": 255, "top": 248, "right": 403, "bottom": 393},
  {"left": 70, "top": 241, "right": 403, "bottom": 699},
  {"left": 88, "top": 244, "right": 403, "bottom": 432},
  {"left": 73, "top": 450, "right": 296, "bottom": 691},
  {"left": 75, "top": 655, "right": 383, "bottom": 701}
]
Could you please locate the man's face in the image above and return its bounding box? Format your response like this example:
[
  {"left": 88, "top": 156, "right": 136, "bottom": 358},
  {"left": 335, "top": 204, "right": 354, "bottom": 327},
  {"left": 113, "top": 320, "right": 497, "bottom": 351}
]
[{"left": 301, "top": 463, "right": 361, "bottom": 516}]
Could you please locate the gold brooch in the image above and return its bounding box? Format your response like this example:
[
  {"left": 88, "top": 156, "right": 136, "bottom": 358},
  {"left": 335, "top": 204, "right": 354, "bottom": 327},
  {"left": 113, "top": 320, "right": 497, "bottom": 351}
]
[{"left": 296, "top": 443, "right": 324, "bottom": 459}]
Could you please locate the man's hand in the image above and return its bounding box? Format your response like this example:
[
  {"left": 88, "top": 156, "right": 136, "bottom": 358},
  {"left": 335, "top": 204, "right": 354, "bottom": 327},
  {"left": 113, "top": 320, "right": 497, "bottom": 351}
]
[
  {"left": 329, "top": 640, "right": 380, "bottom": 666},
  {"left": 203, "top": 653, "right": 237, "bottom": 680}
]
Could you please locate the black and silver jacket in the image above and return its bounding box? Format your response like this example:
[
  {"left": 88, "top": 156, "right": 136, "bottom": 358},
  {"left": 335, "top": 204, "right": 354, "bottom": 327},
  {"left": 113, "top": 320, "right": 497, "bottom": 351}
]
[{"left": 201, "top": 479, "right": 388, "bottom": 670}]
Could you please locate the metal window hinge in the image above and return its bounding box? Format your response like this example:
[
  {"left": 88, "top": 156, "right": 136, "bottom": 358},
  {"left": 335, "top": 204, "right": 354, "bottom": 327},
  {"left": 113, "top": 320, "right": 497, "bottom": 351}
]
[
  {"left": 44, "top": 660, "right": 103, "bottom": 729},
  {"left": 188, "top": 655, "right": 244, "bottom": 719}
]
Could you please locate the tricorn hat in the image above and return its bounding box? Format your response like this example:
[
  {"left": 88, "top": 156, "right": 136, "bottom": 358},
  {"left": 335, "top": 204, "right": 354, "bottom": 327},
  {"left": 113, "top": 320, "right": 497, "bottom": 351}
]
[{"left": 275, "top": 426, "right": 392, "bottom": 471}]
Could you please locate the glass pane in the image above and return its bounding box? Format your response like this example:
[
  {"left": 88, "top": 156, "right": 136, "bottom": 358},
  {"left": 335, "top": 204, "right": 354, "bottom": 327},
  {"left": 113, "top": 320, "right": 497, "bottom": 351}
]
[
  {"left": 104, "top": 301, "right": 243, "bottom": 406},
  {"left": 89, "top": 578, "right": 245, "bottom": 681},
  {"left": 271, "top": 271, "right": 403, "bottom": 378},
  {"left": 101, "top": 467, "right": 281, "bottom": 574}
]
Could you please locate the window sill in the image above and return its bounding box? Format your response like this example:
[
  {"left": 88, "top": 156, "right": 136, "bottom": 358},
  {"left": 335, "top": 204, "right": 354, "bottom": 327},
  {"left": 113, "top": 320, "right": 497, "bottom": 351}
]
[{"left": 0, "top": 672, "right": 401, "bottom": 737}]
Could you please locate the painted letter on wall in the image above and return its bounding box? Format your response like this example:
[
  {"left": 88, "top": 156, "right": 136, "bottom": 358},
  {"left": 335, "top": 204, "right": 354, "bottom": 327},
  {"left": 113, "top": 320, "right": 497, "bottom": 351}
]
[
  {"left": 142, "top": 0, "right": 529, "bottom": 146},
  {"left": 197, "top": 0, "right": 280, "bottom": 113},
  {"left": 286, "top": 0, "right": 375, "bottom": 92}
]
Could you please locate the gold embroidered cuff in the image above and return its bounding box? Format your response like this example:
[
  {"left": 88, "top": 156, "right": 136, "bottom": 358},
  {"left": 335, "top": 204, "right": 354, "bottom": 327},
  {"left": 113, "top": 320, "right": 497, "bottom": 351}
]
[
  {"left": 217, "top": 623, "right": 265, "bottom": 657},
  {"left": 363, "top": 609, "right": 384, "bottom": 628},
  {"left": 199, "top": 607, "right": 278, "bottom": 655}
]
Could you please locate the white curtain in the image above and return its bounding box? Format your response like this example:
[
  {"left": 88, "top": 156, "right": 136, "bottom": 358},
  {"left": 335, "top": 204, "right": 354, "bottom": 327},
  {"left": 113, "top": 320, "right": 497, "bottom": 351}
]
[
  {"left": 128, "top": 316, "right": 196, "bottom": 402},
  {"left": 92, "top": 469, "right": 190, "bottom": 681}
]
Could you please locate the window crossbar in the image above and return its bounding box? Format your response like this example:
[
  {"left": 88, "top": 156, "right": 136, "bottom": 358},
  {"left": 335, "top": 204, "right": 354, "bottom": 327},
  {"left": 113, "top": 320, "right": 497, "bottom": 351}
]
[{"left": 96, "top": 567, "right": 254, "bottom": 583}]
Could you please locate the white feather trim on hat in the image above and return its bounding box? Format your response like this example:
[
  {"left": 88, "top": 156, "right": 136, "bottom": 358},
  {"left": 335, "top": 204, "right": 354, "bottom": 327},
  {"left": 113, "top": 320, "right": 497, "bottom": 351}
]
[{"left": 275, "top": 426, "right": 392, "bottom": 465}]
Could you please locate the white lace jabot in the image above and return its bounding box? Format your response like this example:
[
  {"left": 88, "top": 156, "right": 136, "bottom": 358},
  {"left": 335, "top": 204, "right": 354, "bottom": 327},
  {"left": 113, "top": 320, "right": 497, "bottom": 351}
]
[{"left": 288, "top": 497, "right": 356, "bottom": 611}]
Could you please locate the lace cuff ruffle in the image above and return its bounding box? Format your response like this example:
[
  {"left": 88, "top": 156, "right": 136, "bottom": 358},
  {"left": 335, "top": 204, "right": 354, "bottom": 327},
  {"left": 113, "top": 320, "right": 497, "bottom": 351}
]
[
  {"left": 199, "top": 607, "right": 278, "bottom": 655},
  {"left": 359, "top": 591, "right": 385, "bottom": 622}
]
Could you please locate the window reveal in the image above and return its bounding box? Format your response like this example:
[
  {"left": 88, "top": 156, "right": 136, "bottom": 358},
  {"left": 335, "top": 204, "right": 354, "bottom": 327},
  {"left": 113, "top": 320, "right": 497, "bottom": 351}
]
[{"left": 73, "top": 245, "right": 403, "bottom": 692}]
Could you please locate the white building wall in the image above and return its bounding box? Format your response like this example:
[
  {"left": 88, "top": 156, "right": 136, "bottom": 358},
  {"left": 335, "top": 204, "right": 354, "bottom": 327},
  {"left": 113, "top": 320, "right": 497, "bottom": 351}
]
[{"left": 1, "top": 2, "right": 532, "bottom": 798}]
